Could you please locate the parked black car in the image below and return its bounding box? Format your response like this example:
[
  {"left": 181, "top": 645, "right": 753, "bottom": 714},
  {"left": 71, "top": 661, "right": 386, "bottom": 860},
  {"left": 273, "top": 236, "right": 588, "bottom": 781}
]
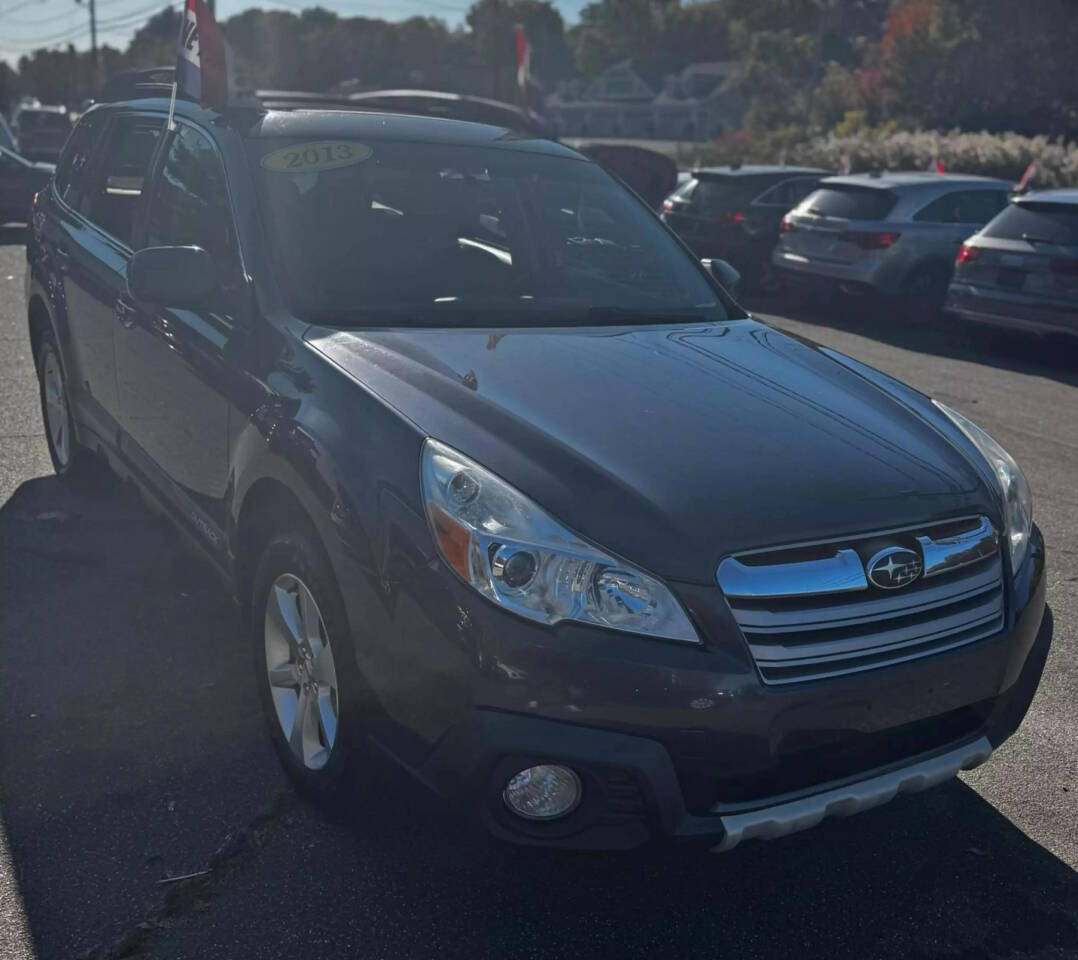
[
  {"left": 947, "top": 189, "right": 1078, "bottom": 338},
  {"left": 661, "top": 165, "right": 826, "bottom": 287},
  {"left": 0, "top": 146, "right": 54, "bottom": 224},
  {"left": 26, "top": 88, "right": 1049, "bottom": 852},
  {"left": 12, "top": 105, "right": 72, "bottom": 162}
]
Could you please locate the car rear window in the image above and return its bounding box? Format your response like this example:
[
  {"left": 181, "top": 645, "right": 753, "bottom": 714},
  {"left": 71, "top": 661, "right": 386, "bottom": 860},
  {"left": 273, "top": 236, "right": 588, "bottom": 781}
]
[
  {"left": 689, "top": 175, "right": 766, "bottom": 211},
  {"left": 20, "top": 111, "right": 69, "bottom": 131},
  {"left": 982, "top": 201, "right": 1078, "bottom": 245},
  {"left": 801, "top": 185, "right": 897, "bottom": 221}
]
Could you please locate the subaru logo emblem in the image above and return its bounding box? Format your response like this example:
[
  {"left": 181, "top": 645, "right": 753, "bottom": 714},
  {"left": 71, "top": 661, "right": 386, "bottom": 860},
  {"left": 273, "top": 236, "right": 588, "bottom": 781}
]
[{"left": 866, "top": 546, "right": 923, "bottom": 590}]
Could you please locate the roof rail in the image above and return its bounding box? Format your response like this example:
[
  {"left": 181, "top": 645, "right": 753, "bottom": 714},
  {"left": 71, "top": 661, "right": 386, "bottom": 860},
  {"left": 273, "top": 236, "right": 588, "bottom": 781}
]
[
  {"left": 254, "top": 90, "right": 357, "bottom": 111},
  {"left": 99, "top": 67, "right": 182, "bottom": 103}
]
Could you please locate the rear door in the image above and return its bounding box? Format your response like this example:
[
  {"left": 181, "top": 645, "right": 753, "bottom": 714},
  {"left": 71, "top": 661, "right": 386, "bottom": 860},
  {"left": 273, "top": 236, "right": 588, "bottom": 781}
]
[
  {"left": 115, "top": 120, "right": 245, "bottom": 550},
  {"left": 910, "top": 188, "right": 1009, "bottom": 263},
  {"left": 46, "top": 111, "right": 161, "bottom": 438}
]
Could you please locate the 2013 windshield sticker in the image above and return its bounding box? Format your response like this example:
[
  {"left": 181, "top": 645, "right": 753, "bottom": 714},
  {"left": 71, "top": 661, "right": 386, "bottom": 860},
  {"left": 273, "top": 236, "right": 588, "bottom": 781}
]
[{"left": 261, "top": 141, "right": 373, "bottom": 173}]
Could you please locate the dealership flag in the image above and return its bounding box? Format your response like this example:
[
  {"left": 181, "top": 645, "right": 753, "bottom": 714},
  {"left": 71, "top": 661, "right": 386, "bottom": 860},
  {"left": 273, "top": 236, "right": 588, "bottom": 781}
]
[
  {"left": 1016, "top": 161, "right": 1037, "bottom": 193},
  {"left": 514, "top": 24, "right": 531, "bottom": 93},
  {"left": 172, "top": 0, "right": 233, "bottom": 121}
]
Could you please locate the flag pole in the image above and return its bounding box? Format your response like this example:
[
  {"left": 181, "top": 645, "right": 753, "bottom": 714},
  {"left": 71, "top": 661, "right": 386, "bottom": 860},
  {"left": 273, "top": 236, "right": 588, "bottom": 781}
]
[{"left": 166, "top": 79, "right": 178, "bottom": 132}]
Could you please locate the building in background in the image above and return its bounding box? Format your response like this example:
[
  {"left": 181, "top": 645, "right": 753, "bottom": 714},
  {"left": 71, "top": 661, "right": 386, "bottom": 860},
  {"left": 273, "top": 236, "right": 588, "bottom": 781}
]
[{"left": 546, "top": 59, "right": 743, "bottom": 141}]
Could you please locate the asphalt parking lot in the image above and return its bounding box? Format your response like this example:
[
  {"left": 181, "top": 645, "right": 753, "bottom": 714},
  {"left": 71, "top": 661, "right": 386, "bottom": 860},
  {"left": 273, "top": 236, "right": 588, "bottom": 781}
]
[{"left": 0, "top": 227, "right": 1075, "bottom": 959}]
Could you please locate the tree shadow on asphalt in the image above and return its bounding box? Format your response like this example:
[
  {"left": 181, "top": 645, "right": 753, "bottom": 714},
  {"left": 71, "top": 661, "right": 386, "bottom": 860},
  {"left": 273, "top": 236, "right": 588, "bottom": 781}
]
[
  {"left": 0, "top": 469, "right": 1075, "bottom": 960},
  {"left": 748, "top": 291, "right": 1078, "bottom": 390}
]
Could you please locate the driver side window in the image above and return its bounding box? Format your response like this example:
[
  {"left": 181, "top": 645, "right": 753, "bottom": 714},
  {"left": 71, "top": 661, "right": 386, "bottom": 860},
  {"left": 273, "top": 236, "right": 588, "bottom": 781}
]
[{"left": 144, "top": 125, "right": 241, "bottom": 290}]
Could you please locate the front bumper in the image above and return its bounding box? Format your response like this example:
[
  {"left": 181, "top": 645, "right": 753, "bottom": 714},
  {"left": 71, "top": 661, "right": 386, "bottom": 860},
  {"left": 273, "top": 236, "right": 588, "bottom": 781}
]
[{"left": 414, "top": 529, "right": 1049, "bottom": 851}]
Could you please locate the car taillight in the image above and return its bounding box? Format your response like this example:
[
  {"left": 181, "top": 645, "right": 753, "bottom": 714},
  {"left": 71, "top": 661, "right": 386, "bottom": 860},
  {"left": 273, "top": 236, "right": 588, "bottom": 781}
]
[
  {"left": 956, "top": 244, "right": 980, "bottom": 265},
  {"left": 719, "top": 210, "right": 745, "bottom": 224},
  {"left": 780, "top": 216, "right": 795, "bottom": 233},
  {"left": 662, "top": 199, "right": 674, "bottom": 213},
  {"left": 840, "top": 230, "right": 901, "bottom": 250}
]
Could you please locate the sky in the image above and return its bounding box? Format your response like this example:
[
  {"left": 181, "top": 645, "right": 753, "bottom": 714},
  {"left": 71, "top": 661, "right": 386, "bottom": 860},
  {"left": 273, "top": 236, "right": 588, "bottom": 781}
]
[{"left": 1, "top": 0, "right": 590, "bottom": 66}]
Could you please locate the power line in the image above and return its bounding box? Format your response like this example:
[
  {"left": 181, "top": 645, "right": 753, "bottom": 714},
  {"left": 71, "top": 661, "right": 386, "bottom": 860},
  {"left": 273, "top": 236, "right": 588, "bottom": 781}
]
[
  {"left": 4, "top": 0, "right": 176, "bottom": 50},
  {"left": 7, "top": 0, "right": 144, "bottom": 29},
  {"left": 0, "top": 0, "right": 52, "bottom": 16}
]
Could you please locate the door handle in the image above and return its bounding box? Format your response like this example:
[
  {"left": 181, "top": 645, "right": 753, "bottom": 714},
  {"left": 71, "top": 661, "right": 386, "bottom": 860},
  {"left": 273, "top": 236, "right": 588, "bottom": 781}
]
[
  {"left": 54, "top": 245, "right": 70, "bottom": 273},
  {"left": 115, "top": 297, "right": 137, "bottom": 329}
]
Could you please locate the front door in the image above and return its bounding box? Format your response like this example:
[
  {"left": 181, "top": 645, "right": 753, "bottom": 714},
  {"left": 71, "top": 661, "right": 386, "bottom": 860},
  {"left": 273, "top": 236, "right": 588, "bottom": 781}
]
[{"left": 115, "top": 121, "right": 245, "bottom": 553}]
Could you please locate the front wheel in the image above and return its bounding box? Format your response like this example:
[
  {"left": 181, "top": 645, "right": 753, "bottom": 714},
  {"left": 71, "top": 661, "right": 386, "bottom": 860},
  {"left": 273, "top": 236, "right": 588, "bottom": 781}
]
[{"left": 252, "top": 531, "right": 369, "bottom": 805}]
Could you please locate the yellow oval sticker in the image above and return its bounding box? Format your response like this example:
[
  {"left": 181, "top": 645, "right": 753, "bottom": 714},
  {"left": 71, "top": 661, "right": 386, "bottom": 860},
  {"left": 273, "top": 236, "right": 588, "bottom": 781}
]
[{"left": 261, "top": 141, "right": 372, "bottom": 174}]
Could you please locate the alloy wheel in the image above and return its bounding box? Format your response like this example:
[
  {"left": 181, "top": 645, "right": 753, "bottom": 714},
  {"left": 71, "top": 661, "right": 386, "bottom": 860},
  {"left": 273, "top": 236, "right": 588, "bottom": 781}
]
[
  {"left": 263, "top": 573, "right": 339, "bottom": 770},
  {"left": 42, "top": 349, "right": 70, "bottom": 469}
]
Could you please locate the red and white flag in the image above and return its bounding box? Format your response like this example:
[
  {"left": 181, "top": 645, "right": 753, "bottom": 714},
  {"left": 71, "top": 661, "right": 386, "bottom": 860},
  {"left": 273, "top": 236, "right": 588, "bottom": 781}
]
[
  {"left": 514, "top": 24, "right": 531, "bottom": 92},
  {"left": 176, "top": 0, "right": 233, "bottom": 111},
  {"left": 1016, "top": 161, "right": 1037, "bottom": 193}
]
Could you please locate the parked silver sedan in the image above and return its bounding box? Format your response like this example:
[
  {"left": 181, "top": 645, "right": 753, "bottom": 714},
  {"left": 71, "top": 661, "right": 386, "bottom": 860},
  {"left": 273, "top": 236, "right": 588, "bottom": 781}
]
[
  {"left": 946, "top": 190, "right": 1078, "bottom": 339},
  {"left": 773, "top": 172, "right": 1012, "bottom": 316}
]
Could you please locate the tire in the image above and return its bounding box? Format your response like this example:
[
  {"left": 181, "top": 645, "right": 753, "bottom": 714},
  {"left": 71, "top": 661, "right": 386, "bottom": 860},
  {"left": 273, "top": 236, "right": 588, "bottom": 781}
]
[
  {"left": 35, "top": 328, "right": 85, "bottom": 478},
  {"left": 901, "top": 265, "right": 951, "bottom": 323},
  {"left": 252, "top": 529, "right": 369, "bottom": 807}
]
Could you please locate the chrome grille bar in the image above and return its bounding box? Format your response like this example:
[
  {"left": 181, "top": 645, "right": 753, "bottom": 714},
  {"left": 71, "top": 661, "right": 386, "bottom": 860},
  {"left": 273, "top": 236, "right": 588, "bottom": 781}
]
[
  {"left": 917, "top": 515, "right": 998, "bottom": 579},
  {"left": 718, "top": 516, "right": 1004, "bottom": 685}
]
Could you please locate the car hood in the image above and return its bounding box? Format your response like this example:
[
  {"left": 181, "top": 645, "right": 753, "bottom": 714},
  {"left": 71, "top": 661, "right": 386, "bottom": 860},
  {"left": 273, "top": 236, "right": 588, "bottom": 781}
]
[{"left": 307, "top": 318, "right": 995, "bottom": 583}]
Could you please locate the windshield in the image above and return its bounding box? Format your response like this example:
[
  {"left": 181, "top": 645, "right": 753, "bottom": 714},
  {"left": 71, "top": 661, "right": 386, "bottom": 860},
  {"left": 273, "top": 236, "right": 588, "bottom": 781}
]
[{"left": 248, "top": 138, "right": 725, "bottom": 326}]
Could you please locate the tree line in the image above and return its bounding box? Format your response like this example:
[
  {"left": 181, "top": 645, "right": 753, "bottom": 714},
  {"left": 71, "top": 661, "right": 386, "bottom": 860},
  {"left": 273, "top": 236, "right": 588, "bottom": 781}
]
[{"left": 4, "top": 0, "right": 1078, "bottom": 142}]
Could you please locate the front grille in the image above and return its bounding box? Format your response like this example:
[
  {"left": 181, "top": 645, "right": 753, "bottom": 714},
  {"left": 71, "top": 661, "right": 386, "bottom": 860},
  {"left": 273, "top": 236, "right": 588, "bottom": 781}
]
[{"left": 718, "top": 516, "right": 1005, "bottom": 685}]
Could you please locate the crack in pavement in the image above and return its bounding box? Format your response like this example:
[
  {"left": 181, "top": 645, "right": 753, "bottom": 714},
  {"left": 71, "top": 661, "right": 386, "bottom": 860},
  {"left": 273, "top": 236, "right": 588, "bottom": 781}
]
[{"left": 76, "top": 789, "right": 293, "bottom": 960}]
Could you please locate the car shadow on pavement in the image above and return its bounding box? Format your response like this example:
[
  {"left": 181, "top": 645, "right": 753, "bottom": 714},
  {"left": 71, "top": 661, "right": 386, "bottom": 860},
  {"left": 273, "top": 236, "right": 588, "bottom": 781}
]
[
  {"left": 0, "top": 466, "right": 287, "bottom": 960},
  {"left": 0, "top": 467, "right": 1075, "bottom": 960},
  {"left": 749, "top": 291, "right": 1078, "bottom": 390}
]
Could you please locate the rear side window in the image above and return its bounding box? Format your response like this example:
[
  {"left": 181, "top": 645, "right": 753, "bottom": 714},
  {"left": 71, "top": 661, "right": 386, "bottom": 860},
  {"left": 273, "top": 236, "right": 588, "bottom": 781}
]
[
  {"left": 82, "top": 115, "right": 161, "bottom": 246},
  {"left": 144, "top": 125, "right": 240, "bottom": 286},
  {"left": 55, "top": 112, "right": 106, "bottom": 207},
  {"left": 801, "top": 185, "right": 896, "bottom": 220},
  {"left": 983, "top": 202, "right": 1078, "bottom": 245},
  {"left": 914, "top": 189, "right": 1008, "bottom": 224}
]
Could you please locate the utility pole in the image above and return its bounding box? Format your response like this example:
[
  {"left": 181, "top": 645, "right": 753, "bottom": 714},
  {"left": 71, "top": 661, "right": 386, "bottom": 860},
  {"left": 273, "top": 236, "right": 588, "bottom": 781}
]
[{"left": 74, "top": 0, "right": 98, "bottom": 67}]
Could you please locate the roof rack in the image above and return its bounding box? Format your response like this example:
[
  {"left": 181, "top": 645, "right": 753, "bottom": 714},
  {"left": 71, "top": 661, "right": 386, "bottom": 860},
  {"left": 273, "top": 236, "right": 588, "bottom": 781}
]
[
  {"left": 253, "top": 90, "right": 358, "bottom": 112},
  {"left": 99, "top": 67, "right": 183, "bottom": 103}
]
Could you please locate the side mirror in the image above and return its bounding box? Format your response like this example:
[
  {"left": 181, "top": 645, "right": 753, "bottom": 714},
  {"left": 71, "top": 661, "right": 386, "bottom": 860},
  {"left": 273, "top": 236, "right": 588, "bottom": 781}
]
[
  {"left": 702, "top": 258, "right": 743, "bottom": 299},
  {"left": 127, "top": 245, "right": 217, "bottom": 310}
]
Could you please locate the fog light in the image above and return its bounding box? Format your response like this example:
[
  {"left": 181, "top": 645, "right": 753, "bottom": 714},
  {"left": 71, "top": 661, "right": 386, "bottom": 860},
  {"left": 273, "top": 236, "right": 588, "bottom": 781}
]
[{"left": 502, "top": 765, "right": 582, "bottom": 820}]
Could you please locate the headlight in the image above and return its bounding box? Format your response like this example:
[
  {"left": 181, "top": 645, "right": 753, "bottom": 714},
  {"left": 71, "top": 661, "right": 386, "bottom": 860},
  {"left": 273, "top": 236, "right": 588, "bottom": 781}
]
[
  {"left": 421, "top": 438, "right": 700, "bottom": 643},
  {"left": 933, "top": 400, "right": 1033, "bottom": 571}
]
